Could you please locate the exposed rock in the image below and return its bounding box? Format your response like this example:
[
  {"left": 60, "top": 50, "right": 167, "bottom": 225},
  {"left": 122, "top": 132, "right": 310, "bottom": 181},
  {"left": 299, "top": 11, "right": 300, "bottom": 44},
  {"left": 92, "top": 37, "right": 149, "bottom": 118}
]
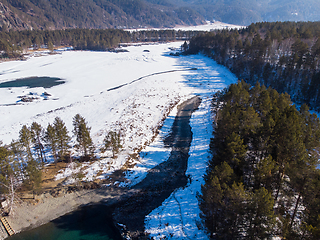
[
  {"left": 0, "top": 2, "right": 30, "bottom": 30},
  {"left": 20, "top": 96, "right": 39, "bottom": 102}
]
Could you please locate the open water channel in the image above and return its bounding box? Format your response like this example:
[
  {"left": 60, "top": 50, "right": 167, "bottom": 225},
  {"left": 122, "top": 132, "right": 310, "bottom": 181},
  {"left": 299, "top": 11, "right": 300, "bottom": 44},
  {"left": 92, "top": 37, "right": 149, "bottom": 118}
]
[
  {"left": 7, "top": 204, "right": 122, "bottom": 240},
  {"left": 0, "top": 77, "right": 65, "bottom": 89}
]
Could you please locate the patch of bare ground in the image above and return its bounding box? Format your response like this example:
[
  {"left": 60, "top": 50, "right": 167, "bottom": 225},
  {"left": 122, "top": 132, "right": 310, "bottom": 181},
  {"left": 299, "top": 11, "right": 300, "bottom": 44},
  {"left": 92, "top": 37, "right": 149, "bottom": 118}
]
[
  {"left": 1, "top": 169, "right": 137, "bottom": 239},
  {"left": 0, "top": 160, "right": 122, "bottom": 239}
]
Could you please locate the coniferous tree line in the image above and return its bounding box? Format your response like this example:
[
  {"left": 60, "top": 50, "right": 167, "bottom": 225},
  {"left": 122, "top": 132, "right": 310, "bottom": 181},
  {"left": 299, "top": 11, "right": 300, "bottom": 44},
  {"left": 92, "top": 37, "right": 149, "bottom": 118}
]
[
  {"left": 200, "top": 81, "right": 320, "bottom": 239},
  {"left": 0, "top": 114, "right": 122, "bottom": 214},
  {"left": 186, "top": 21, "right": 320, "bottom": 111},
  {"left": 0, "top": 28, "right": 203, "bottom": 58}
]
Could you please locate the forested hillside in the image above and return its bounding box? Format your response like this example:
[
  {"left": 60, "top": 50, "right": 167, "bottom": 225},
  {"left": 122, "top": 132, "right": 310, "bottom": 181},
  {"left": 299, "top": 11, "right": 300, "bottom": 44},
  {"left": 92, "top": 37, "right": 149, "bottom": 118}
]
[
  {"left": 0, "top": 0, "right": 205, "bottom": 30},
  {"left": 187, "top": 21, "right": 320, "bottom": 111},
  {"left": 2, "top": 0, "right": 320, "bottom": 30},
  {"left": 200, "top": 81, "right": 320, "bottom": 239}
]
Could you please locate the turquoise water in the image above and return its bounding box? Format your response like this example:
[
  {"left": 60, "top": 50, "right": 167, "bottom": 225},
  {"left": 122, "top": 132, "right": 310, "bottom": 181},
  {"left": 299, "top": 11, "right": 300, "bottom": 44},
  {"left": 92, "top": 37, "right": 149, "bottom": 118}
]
[
  {"left": 0, "top": 77, "right": 65, "bottom": 89},
  {"left": 7, "top": 204, "right": 122, "bottom": 240}
]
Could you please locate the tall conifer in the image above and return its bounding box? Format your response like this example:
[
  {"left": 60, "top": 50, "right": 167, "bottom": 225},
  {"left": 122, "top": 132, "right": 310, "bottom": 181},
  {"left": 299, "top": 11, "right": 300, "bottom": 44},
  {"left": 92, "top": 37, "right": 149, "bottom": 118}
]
[
  {"left": 44, "top": 123, "right": 58, "bottom": 164},
  {"left": 72, "top": 114, "right": 95, "bottom": 160},
  {"left": 53, "top": 117, "right": 70, "bottom": 161},
  {"left": 31, "top": 122, "right": 46, "bottom": 163}
]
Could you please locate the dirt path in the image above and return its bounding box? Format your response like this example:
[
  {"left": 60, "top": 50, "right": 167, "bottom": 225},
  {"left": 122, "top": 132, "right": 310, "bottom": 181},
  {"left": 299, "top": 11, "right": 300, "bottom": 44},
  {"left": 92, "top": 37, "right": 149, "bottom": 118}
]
[{"left": 112, "top": 95, "right": 201, "bottom": 239}]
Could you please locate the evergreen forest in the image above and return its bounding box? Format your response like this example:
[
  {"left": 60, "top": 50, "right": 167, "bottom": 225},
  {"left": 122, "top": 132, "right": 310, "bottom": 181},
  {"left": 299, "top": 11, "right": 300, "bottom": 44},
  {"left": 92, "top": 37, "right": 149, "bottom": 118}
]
[
  {"left": 200, "top": 81, "right": 320, "bottom": 239},
  {"left": 0, "top": 28, "right": 202, "bottom": 58},
  {"left": 187, "top": 21, "right": 320, "bottom": 111},
  {"left": 0, "top": 0, "right": 205, "bottom": 30}
]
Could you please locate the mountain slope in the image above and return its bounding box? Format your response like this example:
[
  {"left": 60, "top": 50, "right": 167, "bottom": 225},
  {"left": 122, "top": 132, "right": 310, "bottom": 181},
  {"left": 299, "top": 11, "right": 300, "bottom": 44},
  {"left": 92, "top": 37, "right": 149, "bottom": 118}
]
[
  {"left": 1, "top": 0, "right": 320, "bottom": 30},
  {"left": 0, "top": 2, "right": 29, "bottom": 30},
  {"left": 180, "top": 0, "right": 320, "bottom": 25},
  {"left": 0, "top": 0, "right": 205, "bottom": 30}
]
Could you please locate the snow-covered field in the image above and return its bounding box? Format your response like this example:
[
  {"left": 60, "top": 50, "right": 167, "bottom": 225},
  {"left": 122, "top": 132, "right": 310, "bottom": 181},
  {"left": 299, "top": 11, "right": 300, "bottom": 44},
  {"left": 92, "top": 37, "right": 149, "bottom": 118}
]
[
  {"left": 0, "top": 43, "right": 190, "bottom": 151},
  {"left": 0, "top": 39, "right": 238, "bottom": 238},
  {"left": 126, "top": 20, "right": 244, "bottom": 32}
]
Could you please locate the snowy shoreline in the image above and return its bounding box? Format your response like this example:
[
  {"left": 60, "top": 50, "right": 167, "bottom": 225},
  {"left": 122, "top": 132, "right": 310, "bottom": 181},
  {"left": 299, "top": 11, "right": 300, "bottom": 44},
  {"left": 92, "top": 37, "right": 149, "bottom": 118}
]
[
  {"left": 0, "top": 41, "right": 238, "bottom": 239},
  {"left": 1, "top": 187, "right": 122, "bottom": 239},
  {"left": 0, "top": 95, "right": 199, "bottom": 239}
]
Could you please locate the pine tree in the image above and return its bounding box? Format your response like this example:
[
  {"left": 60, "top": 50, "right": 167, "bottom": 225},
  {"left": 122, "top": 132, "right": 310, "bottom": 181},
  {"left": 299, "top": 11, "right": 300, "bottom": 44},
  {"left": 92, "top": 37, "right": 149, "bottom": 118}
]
[
  {"left": 247, "top": 187, "right": 276, "bottom": 239},
  {"left": 302, "top": 171, "right": 320, "bottom": 239},
  {"left": 0, "top": 143, "right": 15, "bottom": 191},
  {"left": 182, "top": 41, "right": 188, "bottom": 52},
  {"left": 19, "top": 125, "right": 33, "bottom": 161},
  {"left": 47, "top": 41, "right": 54, "bottom": 51},
  {"left": 24, "top": 158, "right": 42, "bottom": 199},
  {"left": 10, "top": 140, "right": 24, "bottom": 169},
  {"left": 272, "top": 105, "right": 306, "bottom": 203},
  {"left": 31, "top": 122, "right": 46, "bottom": 163},
  {"left": 72, "top": 114, "right": 95, "bottom": 160},
  {"left": 199, "top": 162, "right": 236, "bottom": 238},
  {"left": 225, "top": 182, "right": 249, "bottom": 238},
  {"left": 44, "top": 123, "right": 58, "bottom": 164},
  {"left": 53, "top": 117, "right": 71, "bottom": 161},
  {"left": 0, "top": 143, "right": 21, "bottom": 215},
  {"left": 224, "top": 132, "right": 247, "bottom": 176},
  {"left": 102, "top": 131, "right": 122, "bottom": 158},
  {"left": 254, "top": 155, "right": 277, "bottom": 191}
]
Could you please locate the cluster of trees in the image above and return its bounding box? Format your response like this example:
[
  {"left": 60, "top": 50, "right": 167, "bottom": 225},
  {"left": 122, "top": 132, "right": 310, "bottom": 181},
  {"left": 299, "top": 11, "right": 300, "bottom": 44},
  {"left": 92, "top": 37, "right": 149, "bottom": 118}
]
[
  {"left": 199, "top": 81, "right": 320, "bottom": 239},
  {"left": 187, "top": 21, "right": 320, "bottom": 111},
  {"left": 0, "top": 114, "right": 123, "bottom": 213},
  {"left": 0, "top": 28, "right": 203, "bottom": 58},
  {"left": 0, "top": 28, "right": 131, "bottom": 56},
  {"left": 131, "top": 30, "right": 202, "bottom": 42}
]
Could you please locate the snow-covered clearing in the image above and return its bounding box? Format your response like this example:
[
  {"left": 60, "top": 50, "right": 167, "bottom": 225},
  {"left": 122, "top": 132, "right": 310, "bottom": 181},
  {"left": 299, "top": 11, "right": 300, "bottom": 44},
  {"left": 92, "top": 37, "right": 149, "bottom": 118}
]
[
  {"left": 0, "top": 40, "right": 238, "bottom": 238},
  {"left": 0, "top": 42, "right": 190, "bottom": 152},
  {"left": 126, "top": 20, "right": 244, "bottom": 32}
]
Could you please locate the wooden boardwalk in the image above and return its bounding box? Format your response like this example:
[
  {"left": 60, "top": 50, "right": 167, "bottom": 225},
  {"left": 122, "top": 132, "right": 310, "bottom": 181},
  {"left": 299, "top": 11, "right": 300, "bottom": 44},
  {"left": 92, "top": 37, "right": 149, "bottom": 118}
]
[{"left": 1, "top": 217, "right": 15, "bottom": 236}]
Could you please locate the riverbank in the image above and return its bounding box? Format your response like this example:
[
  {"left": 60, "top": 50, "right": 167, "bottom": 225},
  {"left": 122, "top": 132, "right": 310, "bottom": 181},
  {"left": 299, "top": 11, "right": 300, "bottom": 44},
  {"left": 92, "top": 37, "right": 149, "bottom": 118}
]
[
  {"left": 113, "top": 95, "right": 201, "bottom": 239},
  {"left": 0, "top": 185, "right": 135, "bottom": 239},
  {"left": 0, "top": 96, "right": 201, "bottom": 239}
]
